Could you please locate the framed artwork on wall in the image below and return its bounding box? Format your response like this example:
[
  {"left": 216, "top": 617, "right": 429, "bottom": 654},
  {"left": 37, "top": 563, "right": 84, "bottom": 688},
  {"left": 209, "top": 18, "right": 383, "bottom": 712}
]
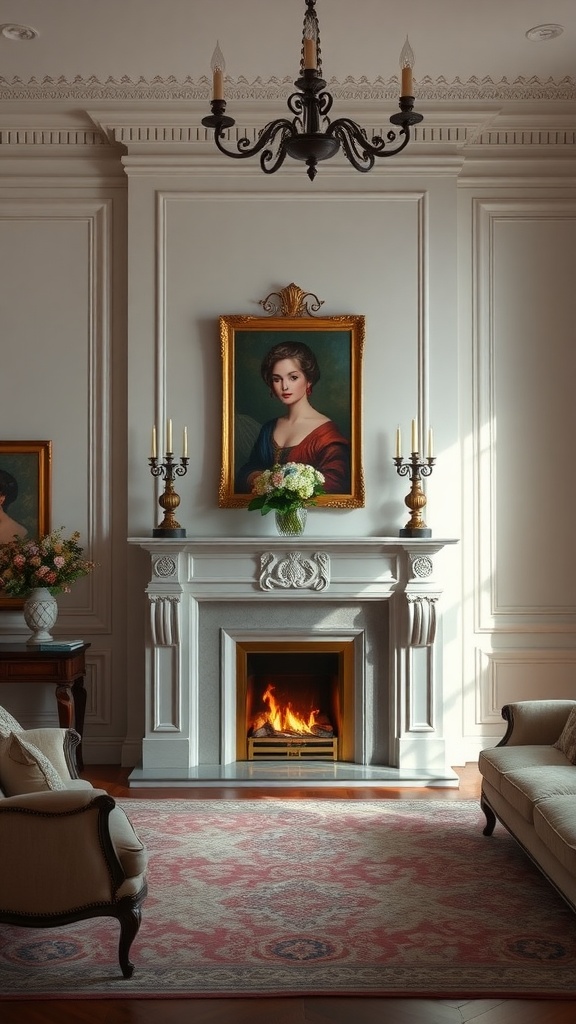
[
  {"left": 219, "top": 313, "right": 364, "bottom": 509},
  {"left": 0, "top": 440, "right": 52, "bottom": 609}
]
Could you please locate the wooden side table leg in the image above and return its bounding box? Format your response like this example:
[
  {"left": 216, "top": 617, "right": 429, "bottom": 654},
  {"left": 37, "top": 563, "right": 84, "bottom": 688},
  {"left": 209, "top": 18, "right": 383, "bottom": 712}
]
[
  {"left": 55, "top": 684, "right": 74, "bottom": 730},
  {"left": 72, "top": 676, "right": 87, "bottom": 771}
]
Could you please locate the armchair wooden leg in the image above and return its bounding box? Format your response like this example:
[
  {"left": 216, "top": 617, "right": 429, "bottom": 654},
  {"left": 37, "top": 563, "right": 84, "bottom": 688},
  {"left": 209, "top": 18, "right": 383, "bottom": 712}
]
[{"left": 117, "top": 904, "right": 143, "bottom": 979}]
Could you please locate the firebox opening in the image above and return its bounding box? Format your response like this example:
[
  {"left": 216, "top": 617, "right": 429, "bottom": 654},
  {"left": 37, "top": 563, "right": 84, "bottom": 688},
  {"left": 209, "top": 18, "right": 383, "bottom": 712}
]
[{"left": 235, "top": 642, "right": 355, "bottom": 762}]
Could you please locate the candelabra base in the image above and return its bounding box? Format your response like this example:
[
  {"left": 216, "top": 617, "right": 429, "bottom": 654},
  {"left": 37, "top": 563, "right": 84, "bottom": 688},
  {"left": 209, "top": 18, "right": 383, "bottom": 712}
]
[
  {"left": 400, "top": 527, "right": 431, "bottom": 538},
  {"left": 153, "top": 527, "right": 187, "bottom": 538}
]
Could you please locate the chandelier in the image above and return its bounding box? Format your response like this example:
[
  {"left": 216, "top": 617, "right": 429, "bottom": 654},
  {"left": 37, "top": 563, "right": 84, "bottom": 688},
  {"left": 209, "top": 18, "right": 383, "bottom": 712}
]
[{"left": 201, "top": 0, "right": 423, "bottom": 181}]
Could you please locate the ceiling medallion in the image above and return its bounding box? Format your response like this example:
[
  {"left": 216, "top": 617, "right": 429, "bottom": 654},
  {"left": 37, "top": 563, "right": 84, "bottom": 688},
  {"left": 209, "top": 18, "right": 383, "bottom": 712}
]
[
  {"left": 0, "top": 23, "right": 39, "bottom": 41},
  {"left": 525, "top": 24, "right": 564, "bottom": 42}
]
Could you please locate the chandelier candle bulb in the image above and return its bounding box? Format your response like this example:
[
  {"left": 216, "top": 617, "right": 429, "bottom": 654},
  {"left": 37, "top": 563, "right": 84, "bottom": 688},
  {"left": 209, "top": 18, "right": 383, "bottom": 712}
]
[
  {"left": 395, "top": 426, "right": 402, "bottom": 458},
  {"left": 151, "top": 425, "right": 157, "bottom": 459},
  {"left": 210, "top": 42, "right": 225, "bottom": 100},
  {"left": 411, "top": 418, "right": 418, "bottom": 453},
  {"left": 427, "top": 427, "right": 434, "bottom": 459},
  {"left": 400, "top": 36, "right": 415, "bottom": 95},
  {"left": 183, "top": 426, "right": 188, "bottom": 458},
  {"left": 303, "top": 37, "right": 317, "bottom": 69},
  {"left": 167, "top": 418, "right": 173, "bottom": 453}
]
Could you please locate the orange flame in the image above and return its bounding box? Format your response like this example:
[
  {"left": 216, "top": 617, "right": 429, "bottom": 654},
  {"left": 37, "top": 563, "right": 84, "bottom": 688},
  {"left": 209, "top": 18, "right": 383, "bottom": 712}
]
[{"left": 253, "top": 683, "right": 321, "bottom": 735}]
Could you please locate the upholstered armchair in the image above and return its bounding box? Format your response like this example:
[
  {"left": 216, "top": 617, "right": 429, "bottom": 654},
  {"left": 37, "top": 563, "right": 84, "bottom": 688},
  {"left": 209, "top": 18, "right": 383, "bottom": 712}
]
[{"left": 0, "top": 706, "right": 148, "bottom": 978}]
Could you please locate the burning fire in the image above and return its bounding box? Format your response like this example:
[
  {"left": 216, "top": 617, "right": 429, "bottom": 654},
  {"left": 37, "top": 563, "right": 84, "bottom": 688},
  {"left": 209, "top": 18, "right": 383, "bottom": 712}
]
[{"left": 251, "top": 683, "right": 322, "bottom": 736}]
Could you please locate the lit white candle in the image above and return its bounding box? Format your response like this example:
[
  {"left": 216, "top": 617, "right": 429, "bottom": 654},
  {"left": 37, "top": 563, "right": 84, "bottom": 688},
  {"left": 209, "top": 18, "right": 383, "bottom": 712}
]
[
  {"left": 411, "top": 418, "right": 418, "bottom": 453},
  {"left": 427, "top": 427, "right": 434, "bottom": 458},
  {"left": 167, "top": 418, "right": 173, "bottom": 452},
  {"left": 151, "top": 425, "right": 157, "bottom": 459},
  {"left": 183, "top": 426, "right": 188, "bottom": 458},
  {"left": 395, "top": 426, "right": 402, "bottom": 458}
]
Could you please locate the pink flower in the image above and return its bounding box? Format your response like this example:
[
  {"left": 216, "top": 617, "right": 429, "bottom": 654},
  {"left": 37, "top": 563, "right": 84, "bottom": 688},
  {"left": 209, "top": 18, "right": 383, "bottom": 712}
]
[{"left": 53, "top": 556, "right": 65, "bottom": 569}]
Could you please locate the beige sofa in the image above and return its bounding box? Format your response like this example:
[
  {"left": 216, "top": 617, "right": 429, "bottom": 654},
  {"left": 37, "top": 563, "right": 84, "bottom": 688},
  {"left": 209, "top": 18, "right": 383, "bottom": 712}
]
[
  {"left": 0, "top": 706, "right": 148, "bottom": 978},
  {"left": 479, "top": 699, "right": 576, "bottom": 913}
]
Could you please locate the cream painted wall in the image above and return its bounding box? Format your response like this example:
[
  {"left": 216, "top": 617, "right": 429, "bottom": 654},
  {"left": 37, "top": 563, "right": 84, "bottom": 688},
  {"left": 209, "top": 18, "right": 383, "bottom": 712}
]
[{"left": 0, "top": 132, "right": 574, "bottom": 768}]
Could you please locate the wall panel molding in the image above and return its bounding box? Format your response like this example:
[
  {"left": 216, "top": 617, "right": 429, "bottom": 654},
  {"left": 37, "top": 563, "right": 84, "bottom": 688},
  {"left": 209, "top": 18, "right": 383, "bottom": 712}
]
[
  {"left": 0, "top": 197, "right": 114, "bottom": 632},
  {"left": 477, "top": 648, "right": 576, "bottom": 725},
  {"left": 472, "top": 196, "right": 576, "bottom": 634}
]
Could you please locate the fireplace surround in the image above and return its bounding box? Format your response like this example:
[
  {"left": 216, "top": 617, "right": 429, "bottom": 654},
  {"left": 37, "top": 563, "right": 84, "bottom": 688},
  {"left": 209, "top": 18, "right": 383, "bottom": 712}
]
[{"left": 128, "top": 535, "right": 458, "bottom": 787}]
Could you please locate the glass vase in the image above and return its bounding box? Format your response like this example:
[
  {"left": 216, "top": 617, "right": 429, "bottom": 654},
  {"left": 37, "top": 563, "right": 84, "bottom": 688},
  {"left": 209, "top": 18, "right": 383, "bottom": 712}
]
[{"left": 274, "top": 507, "right": 307, "bottom": 537}]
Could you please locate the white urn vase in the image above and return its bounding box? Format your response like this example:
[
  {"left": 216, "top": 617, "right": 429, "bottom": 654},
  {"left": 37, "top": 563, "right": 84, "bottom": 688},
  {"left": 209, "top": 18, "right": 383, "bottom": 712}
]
[{"left": 23, "top": 587, "right": 58, "bottom": 645}]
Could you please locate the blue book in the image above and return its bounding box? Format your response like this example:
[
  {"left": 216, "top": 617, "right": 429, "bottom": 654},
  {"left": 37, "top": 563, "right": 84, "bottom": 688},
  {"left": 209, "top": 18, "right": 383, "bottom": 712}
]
[{"left": 37, "top": 640, "right": 85, "bottom": 651}]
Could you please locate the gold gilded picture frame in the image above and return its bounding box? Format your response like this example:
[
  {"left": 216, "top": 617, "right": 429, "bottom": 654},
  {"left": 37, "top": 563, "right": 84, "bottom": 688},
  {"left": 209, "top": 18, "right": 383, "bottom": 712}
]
[
  {"left": 219, "top": 314, "right": 364, "bottom": 509},
  {"left": 0, "top": 440, "right": 52, "bottom": 609}
]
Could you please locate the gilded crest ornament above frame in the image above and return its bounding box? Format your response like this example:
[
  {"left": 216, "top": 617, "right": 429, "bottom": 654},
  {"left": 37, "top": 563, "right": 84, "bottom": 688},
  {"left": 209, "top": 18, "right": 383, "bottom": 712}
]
[{"left": 219, "top": 285, "right": 365, "bottom": 509}]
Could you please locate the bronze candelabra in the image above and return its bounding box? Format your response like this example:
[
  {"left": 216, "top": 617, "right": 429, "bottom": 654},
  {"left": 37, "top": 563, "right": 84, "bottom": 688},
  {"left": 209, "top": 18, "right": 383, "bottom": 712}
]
[
  {"left": 149, "top": 451, "right": 189, "bottom": 538},
  {"left": 393, "top": 451, "right": 435, "bottom": 537}
]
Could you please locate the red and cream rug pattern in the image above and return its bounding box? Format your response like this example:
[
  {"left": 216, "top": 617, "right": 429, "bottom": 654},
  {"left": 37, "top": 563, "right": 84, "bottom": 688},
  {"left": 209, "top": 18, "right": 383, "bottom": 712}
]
[{"left": 1, "top": 798, "right": 576, "bottom": 999}]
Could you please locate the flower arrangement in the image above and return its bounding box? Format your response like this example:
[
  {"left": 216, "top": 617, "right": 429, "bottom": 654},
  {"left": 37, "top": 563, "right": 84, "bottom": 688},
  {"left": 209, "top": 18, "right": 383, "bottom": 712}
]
[
  {"left": 0, "top": 527, "right": 96, "bottom": 597},
  {"left": 247, "top": 462, "right": 325, "bottom": 516}
]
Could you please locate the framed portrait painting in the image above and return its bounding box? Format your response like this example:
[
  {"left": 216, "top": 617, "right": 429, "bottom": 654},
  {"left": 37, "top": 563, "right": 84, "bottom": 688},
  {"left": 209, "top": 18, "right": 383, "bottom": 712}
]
[
  {"left": 219, "top": 315, "right": 364, "bottom": 508},
  {"left": 0, "top": 440, "right": 52, "bottom": 609}
]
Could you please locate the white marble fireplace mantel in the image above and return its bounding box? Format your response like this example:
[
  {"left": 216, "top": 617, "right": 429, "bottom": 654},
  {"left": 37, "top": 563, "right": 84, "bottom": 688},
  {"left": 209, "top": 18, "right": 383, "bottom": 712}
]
[{"left": 128, "top": 535, "right": 458, "bottom": 787}]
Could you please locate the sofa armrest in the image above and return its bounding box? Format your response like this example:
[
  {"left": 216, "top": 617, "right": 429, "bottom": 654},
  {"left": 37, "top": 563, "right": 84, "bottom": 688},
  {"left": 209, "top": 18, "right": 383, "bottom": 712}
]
[
  {"left": 0, "top": 789, "right": 147, "bottom": 915},
  {"left": 498, "top": 700, "right": 576, "bottom": 746}
]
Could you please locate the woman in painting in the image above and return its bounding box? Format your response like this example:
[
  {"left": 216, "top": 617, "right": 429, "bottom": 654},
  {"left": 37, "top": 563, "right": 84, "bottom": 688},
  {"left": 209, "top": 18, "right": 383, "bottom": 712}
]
[
  {"left": 0, "top": 469, "right": 27, "bottom": 543},
  {"left": 235, "top": 341, "right": 351, "bottom": 494}
]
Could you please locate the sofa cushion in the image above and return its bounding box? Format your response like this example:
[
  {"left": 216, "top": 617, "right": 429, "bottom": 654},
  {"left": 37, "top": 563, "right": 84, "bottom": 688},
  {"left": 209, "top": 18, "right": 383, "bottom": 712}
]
[
  {"left": 500, "top": 765, "right": 576, "bottom": 823},
  {"left": 479, "top": 744, "right": 569, "bottom": 793},
  {"left": 16, "top": 728, "right": 73, "bottom": 782},
  {"left": 0, "top": 732, "right": 66, "bottom": 796},
  {"left": 534, "top": 797, "right": 576, "bottom": 878},
  {"left": 0, "top": 706, "right": 22, "bottom": 738},
  {"left": 554, "top": 707, "right": 576, "bottom": 763}
]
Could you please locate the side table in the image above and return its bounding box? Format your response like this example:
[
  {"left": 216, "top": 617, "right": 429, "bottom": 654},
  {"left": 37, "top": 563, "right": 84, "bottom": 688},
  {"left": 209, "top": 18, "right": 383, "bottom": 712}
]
[{"left": 0, "top": 643, "right": 91, "bottom": 771}]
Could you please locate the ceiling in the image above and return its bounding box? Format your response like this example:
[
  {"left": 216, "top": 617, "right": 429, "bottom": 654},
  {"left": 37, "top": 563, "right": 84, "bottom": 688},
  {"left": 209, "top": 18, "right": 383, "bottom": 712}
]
[{"left": 0, "top": 0, "right": 574, "bottom": 98}]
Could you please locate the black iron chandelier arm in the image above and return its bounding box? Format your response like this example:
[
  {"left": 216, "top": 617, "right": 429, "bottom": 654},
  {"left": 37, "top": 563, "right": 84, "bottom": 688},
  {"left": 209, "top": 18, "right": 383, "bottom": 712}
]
[
  {"left": 213, "top": 118, "right": 297, "bottom": 174},
  {"left": 325, "top": 117, "right": 411, "bottom": 171},
  {"left": 287, "top": 86, "right": 333, "bottom": 127}
]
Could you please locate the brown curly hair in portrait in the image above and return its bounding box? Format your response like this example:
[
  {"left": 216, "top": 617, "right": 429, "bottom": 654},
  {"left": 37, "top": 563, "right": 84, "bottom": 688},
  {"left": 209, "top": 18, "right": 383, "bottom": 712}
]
[{"left": 260, "top": 341, "right": 321, "bottom": 389}]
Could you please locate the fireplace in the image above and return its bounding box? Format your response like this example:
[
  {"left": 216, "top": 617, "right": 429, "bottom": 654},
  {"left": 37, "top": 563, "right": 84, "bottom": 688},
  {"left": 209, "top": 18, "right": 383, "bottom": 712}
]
[
  {"left": 128, "top": 535, "right": 458, "bottom": 785},
  {"left": 236, "top": 640, "right": 355, "bottom": 762}
]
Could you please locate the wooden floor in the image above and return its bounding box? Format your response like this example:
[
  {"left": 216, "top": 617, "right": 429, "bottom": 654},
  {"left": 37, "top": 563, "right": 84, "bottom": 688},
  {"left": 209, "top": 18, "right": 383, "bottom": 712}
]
[{"left": 2, "top": 763, "right": 576, "bottom": 1024}]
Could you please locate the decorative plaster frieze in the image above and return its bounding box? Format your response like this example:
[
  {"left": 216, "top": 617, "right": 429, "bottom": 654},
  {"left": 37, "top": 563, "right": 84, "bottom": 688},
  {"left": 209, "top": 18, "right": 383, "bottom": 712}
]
[
  {"left": 0, "top": 128, "right": 107, "bottom": 146},
  {"left": 259, "top": 550, "right": 330, "bottom": 591},
  {"left": 0, "top": 74, "right": 575, "bottom": 103}
]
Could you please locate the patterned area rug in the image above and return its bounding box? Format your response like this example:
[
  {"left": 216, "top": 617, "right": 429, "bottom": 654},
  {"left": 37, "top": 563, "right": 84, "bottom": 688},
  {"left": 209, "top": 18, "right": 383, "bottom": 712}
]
[{"left": 2, "top": 798, "right": 576, "bottom": 999}]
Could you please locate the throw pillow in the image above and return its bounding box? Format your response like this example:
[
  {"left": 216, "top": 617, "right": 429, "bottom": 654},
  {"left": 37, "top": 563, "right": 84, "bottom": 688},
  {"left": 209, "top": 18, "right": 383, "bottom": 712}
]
[
  {"left": 554, "top": 707, "right": 576, "bottom": 763},
  {"left": 0, "top": 705, "right": 22, "bottom": 738},
  {"left": 0, "top": 731, "right": 66, "bottom": 796}
]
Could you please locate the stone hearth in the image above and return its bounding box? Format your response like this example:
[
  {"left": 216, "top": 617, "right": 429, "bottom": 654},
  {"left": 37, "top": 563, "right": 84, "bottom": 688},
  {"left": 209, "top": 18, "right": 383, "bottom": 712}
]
[{"left": 128, "top": 536, "right": 458, "bottom": 787}]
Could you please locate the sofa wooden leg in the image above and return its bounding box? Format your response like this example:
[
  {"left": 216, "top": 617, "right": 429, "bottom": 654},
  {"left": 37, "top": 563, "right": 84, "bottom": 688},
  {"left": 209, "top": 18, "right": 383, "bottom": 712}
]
[
  {"left": 117, "top": 904, "right": 142, "bottom": 978},
  {"left": 481, "top": 796, "right": 497, "bottom": 836}
]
